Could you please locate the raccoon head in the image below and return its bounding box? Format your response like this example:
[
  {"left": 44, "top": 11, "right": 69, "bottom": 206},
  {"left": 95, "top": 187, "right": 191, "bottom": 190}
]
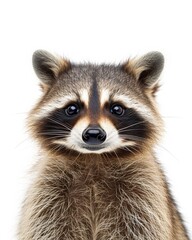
[{"left": 29, "top": 50, "right": 164, "bottom": 157}]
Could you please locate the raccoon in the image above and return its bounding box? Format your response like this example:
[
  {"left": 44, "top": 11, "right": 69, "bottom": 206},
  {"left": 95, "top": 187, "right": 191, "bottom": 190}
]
[{"left": 18, "top": 50, "right": 189, "bottom": 240}]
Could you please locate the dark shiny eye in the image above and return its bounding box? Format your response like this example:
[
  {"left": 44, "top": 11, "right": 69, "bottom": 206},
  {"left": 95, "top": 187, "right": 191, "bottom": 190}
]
[
  {"left": 110, "top": 104, "right": 125, "bottom": 116},
  {"left": 65, "top": 104, "right": 80, "bottom": 116}
]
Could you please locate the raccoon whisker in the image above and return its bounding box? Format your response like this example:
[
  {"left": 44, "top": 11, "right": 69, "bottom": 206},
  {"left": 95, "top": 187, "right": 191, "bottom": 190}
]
[
  {"left": 58, "top": 120, "right": 73, "bottom": 130},
  {"left": 39, "top": 127, "right": 82, "bottom": 143},
  {"left": 106, "top": 131, "right": 144, "bottom": 144},
  {"left": 51, "top": 144, "right": 65, "bottom": 155},
  {"left": 40, "top": 139, "right": 60, "bottom": 148},
  {"left": 118, "top": 128, "right": 146, "bottom": 133},
  {"left": 15, "top": 137, "right": 31, "bottom": 149},
  {"left": 33, "top": 136, "right": 69, "bottom": 151},
  {"left": 41, "top": 128, "right": 70, "bottom": 134},
  {"left": 36, "top": 132, "right": 70, "bottom": 139},
  {"left": 47, "top": 117, "right": 72, "bottom": 131},
  {"left": 46, "top": 120, "right": 82, "bottom": 141},
  {"left": 120, "top": 135, "right": 145, "bottom": 142},
  {"left": 51, "top": 144, "right": 61, "bottom": 152},
  {"left": 156, "top": 144, "right": 178, "bottom": 161},
  {"left": 63, "top": 145, "right": 74, "bottom": 156},
  {"left": 104, "top": 134, "right": 117, "bottom": 143},
  {"left": 105, "top": 121, "right": 148, "bottom": 142},
  {"left": 131, "top": 146, "right": 141, "bottom": 154},
  {"left": 54, "top": 143, "right": 74, "bottom": 157},
  {"left": 120, "top": 145, "right": 133, "bottom": 154},
  {"left": 39, "top": 139, "right": 59, "bottom": 152},
  {"left": 54, "top": 142, "right": 74, "bottom": 156},
  {"left": 43, "top": 136, "right": 68, "bottom": 141},
  {"left": 118, "top": 121, "right": 147, "bottom": 132},
  {"left": 121, "top": 146, "right": 138, "bottom": 156},
  {"left": 39, "top": 131, "right": 70, "bottom": 136}
]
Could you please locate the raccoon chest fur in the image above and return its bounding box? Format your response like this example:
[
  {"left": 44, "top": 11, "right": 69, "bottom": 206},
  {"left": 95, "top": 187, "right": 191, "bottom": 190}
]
[{"left": 19, "top": 157, "right": 173, "bottom": 240}]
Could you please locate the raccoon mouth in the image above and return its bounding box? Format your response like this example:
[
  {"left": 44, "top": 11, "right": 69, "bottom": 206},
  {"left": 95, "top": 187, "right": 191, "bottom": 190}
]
[{"left": 81, "top": 144, "right": 105, "bottom": 151}]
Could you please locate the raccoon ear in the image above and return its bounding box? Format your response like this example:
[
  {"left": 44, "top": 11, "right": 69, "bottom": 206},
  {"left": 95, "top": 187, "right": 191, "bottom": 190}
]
[
  {"left": 32, "top": 50, "right": 70, "bottom": 88},
  {"left": 124, "top": 52, "right": 164, "bottom": 89}
]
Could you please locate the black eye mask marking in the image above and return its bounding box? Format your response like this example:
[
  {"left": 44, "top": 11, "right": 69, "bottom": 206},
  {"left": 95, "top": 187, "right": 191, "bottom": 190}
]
[
  {"left": 37, "top": 106, "right": 81, "bottom": 141},
  {"left": 108, "top": 107, "right": 151, "bottom": 143},
  {"left": 35, "top": 99, "right": 153, "bottom": 157}
]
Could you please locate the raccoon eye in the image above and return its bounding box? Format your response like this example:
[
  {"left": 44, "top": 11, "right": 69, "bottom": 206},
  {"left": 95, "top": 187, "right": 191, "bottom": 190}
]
[
  {"left": 110, "top": 104, "right": 125, "bottom": 116},
  {"left": 65, "top": 104, "right": 80, "bottom": 116}
]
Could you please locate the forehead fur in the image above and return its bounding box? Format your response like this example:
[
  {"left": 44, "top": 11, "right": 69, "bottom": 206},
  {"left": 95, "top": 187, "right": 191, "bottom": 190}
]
[{"left": 49, "top": 64, "right": 145, "bottom": 100}]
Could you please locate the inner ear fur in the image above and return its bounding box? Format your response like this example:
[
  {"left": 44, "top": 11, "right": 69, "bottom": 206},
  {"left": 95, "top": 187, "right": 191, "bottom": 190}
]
[
  {"left": 124, "top": 52, "right": 164, "bottom": 91},
  {"left": 32, "top": 50, "right": 70, "bottom": 88}
]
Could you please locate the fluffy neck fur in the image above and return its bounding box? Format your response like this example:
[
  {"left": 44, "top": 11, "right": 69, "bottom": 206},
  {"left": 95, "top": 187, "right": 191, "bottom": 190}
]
[{"left": 18, "top": 151, "right": 188, "bottom": 240}]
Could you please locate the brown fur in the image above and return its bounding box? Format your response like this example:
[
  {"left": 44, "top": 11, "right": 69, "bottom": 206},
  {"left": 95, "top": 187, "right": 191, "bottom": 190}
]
[
  {"left": 18, "top": 51, "right": 189, "bottom": 240},
  {"left": 18, "top": 152, "right": 189, "bottom": 239}
]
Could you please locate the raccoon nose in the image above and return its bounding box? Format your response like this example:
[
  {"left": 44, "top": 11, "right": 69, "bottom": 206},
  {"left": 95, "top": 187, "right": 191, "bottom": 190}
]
[{"left": 82, "top": 126, "right": 106, "bottom": 145}]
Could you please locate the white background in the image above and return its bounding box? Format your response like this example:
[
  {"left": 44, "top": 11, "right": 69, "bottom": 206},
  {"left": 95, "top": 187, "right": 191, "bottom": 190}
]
[{"left": 0, "top": 0, "right": 191, "bottom": 239}]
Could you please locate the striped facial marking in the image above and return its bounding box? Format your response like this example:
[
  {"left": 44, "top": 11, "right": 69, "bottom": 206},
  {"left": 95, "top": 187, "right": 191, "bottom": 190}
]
[
  {"left": 33, "top": 82, "right": 156, "bottom": 155},
  {"left": 79, "top": 89, "right": 89, "bottom": 108},
  {"left": 88, "top": 79, "right": 100, "bottom": 123},
  {"left": 100, "top": 89, "right": 110, "bottom": 108}
]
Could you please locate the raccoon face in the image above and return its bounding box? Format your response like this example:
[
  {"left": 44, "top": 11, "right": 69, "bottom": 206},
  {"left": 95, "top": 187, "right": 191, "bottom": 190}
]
[{"left": 29, "top": 50, "right": 164, "bottom": 156}]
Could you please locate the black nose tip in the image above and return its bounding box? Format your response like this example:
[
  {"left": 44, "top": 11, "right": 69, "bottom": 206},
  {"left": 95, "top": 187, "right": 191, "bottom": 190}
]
[{"left": 82, "top": 126, "right": 106, "bottom": 145}]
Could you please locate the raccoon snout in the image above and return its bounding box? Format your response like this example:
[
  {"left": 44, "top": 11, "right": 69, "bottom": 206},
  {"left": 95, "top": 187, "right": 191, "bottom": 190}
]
[{"left": 82, "top": 126, "right": 106, "bottom": 145}]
